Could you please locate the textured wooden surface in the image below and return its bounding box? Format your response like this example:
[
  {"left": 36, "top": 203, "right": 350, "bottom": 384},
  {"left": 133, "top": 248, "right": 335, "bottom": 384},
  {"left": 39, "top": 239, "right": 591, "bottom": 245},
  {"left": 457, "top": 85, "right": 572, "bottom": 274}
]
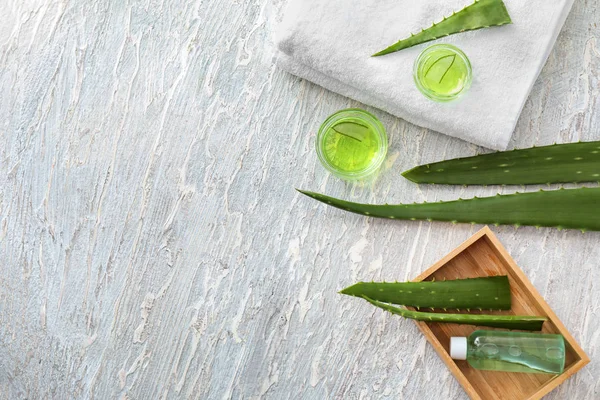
[
  {"left": 411, "top": 228, "right": 590, "bottom": 400},
  {"left": 0, "top": 1, "right": 598, "bottom": 399}
]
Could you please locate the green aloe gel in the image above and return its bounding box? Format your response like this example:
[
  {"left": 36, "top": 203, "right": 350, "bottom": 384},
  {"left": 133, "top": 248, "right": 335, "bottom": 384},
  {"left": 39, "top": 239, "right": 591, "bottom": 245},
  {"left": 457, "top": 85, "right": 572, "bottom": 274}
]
[
  {"left": 323, "top": 121, "right": 378, "bottom": 171},
  {"left": 414, "top": 44, "right": 472, "bottom": 102},
  {"left": 316, "top": 109, "right": 388, "bottom": 180},
  {"left": 451, "top": 330, "right": 565, "bottom": 374}
]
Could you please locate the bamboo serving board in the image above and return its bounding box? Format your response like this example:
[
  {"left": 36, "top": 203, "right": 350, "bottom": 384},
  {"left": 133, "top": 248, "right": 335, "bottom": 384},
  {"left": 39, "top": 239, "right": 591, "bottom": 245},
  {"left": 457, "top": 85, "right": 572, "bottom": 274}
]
[{"left": 410, "top": 226, "right": 589, "bottom": 400}]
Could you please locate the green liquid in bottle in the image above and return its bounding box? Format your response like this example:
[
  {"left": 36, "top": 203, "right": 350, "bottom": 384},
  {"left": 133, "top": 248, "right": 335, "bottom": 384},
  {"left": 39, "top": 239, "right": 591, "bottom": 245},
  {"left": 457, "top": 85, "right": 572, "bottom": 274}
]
[
  {"left": 322, "top": 119, "right": 380, "bottom": 173},
  {"left": 451, "top": 330, "right": 565, "bottom": 375},
  {"left": 414, "top": 44, "right": 472, "bottom": 102}
]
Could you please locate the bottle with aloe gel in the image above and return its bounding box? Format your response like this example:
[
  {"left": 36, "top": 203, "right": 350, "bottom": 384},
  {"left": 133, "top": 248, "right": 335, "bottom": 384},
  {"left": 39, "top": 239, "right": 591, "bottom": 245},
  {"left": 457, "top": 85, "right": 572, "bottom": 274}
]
[{"left": 450, "top": 330, "right": 565, "bottom": 374}]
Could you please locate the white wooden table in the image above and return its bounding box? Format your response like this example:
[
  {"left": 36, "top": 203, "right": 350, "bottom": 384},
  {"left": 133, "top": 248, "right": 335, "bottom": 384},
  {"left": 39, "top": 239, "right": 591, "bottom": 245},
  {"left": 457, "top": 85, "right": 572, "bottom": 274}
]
[{"left": 1, "top": 1, "right": 598, "bottom": 398}]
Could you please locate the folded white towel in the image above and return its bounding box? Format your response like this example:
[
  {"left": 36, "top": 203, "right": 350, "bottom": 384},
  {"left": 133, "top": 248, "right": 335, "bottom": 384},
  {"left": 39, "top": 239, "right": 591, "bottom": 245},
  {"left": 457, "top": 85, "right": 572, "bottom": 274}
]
[{"left": 275, "top": 0, "right": 574, "bottom": 150}]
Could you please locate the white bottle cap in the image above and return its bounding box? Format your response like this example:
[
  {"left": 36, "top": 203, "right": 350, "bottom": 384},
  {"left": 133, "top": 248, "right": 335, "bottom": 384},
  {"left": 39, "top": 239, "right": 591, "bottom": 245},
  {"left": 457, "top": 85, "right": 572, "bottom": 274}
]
[{"left": 450, "top": 337, "right": 468, "bottom": 360}]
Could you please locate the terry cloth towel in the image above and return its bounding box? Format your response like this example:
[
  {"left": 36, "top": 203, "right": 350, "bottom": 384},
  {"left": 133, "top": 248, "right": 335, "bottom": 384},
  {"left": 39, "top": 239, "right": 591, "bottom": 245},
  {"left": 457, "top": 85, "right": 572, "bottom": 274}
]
[{"left": 275, "top": 0, "right": 575, "bottom": 150}]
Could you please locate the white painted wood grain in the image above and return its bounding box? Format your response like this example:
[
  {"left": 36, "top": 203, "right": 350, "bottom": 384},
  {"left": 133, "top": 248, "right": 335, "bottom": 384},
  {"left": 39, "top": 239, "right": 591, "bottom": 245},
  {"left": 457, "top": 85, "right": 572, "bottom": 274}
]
[{"left": 0, "top": 0, "right": 598, "bottom": 399}]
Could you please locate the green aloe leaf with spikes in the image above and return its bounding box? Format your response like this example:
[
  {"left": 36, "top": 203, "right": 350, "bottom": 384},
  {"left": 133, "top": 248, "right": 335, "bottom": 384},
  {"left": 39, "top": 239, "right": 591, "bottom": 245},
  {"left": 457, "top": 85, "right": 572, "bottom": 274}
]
[
  {"left": 297, "top": 187, "right": 600, "bottom": 232},
  {"left": 364, "top": 297, "right": 546, "bottom": 331},
  {"left": 402, "top": 141, "right": 600, "bottom": 185},
  {"left": 373, "top": 0, "right": 512, "bottom": 56},
  {"left": 340, "top": 276, "right": 511, "bottom": 310}
]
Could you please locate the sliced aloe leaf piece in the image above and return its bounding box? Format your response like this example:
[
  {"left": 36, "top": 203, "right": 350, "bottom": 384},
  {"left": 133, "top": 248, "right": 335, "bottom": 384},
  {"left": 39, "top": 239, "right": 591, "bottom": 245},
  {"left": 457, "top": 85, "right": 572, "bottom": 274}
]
[{"left": 340, "top": 276, "right": 511, "bottom": 310}]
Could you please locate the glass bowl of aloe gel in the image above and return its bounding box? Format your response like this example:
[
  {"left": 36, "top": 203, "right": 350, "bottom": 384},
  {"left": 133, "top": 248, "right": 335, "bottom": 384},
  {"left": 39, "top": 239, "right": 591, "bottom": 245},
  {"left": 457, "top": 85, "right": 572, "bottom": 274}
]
[
  {"left": 414, "top": 44, "right": 472, "bottom": 102},
  {"left": 316, "top": 108, "right": 388, "bottom": 180}
]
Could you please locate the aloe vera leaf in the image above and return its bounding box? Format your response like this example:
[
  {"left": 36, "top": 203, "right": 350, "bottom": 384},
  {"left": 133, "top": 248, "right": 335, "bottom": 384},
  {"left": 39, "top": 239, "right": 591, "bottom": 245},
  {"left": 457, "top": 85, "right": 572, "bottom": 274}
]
[
  {"left": 340, "top": 276, "right": 511, "bottom": 310},
  {"left": 364, "top": 297, "right": 546, "bottom": 331},
  {"left": 297, "top": 187, "right": 600, "bottom": 232},
  {"left": 331, "top": 121, "right": 370, "bottom": 142},
  {"left": 373, "top": 0, "right": 512, "bottom": 57},
  {"left": 402, "top": 141, "right": 600, "bottom": 185}
]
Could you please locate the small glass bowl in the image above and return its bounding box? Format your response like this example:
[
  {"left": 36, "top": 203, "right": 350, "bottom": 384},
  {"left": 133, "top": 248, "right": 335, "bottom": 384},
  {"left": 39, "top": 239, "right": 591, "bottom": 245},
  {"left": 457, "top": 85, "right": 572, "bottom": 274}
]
[
  {"left": 316, "top": 108, "right": 388, "bottom": 181},
  {"left": 413, "top": 44, "right": 473, "bottom": 102}
]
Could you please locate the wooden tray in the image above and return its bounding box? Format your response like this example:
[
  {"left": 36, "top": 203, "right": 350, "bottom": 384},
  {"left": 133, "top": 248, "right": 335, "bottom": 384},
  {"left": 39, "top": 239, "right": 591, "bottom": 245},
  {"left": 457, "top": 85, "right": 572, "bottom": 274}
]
[{"left": 410, "top": 226, "right": 589, "bottom": 400}]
